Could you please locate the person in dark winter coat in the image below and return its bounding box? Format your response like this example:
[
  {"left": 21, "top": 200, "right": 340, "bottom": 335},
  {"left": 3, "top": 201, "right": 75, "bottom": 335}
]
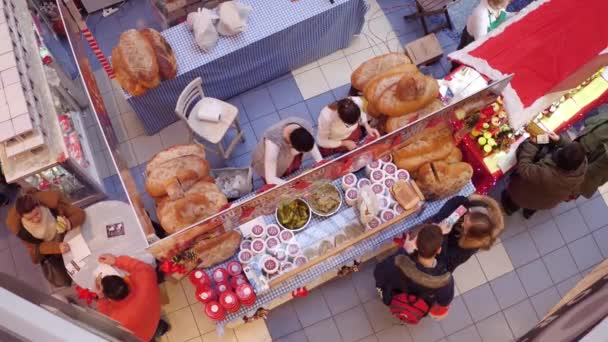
[
  {"left": 374, "top": 224, "right": 454, "bottom": 320},
  {"left": 502, "top": 133, "right": 587, "bottom": 218},
  {"left": 575, "top": 109, "right": 608, "bottom": 198},
  {"left": 429, "top": 194, "right": 504, "bottom": 273}
]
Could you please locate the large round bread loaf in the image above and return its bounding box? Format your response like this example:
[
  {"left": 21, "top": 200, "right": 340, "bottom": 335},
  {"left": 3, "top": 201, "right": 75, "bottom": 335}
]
[
  {"left": 112, "top": 29, "right": 161, "bottom": 96},
  {"left": 392, "top": 122, "right": 455, "bottom": 172},
  {"left": 414, "top": 161, "right": 473, "bottom": 200},
  {"left": 146, "top": 144, "right": 206, "bottom": 176},
  {"left": 145, "top": 155, "right": 210, "bottom": 198},
  {"left": 156, "top": 181, "right": 227, "bottom": 234},
  {"left": 139, "top": 28, "right": 177, "bottom": 80},
  {"left": 351, "top": 53, "right": 411, "bottom": 91},
  {"left": 385, "top": 99, "right": 443, "bottom": 132},
  {"left": 375, "top": 73, "right": 439, "bottom": 117},
  {"left": 193, "top": 230, "right": 242, "bottom": 268}
]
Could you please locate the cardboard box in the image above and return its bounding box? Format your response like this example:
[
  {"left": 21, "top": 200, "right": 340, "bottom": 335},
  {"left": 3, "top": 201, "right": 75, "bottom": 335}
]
[{"left": 405, "top": 34, "right": 443, "bottom": 66}]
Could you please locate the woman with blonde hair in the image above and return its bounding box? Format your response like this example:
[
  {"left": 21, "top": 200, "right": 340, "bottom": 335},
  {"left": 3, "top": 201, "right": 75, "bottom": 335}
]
[{"left": 429, "top": 194, "right": 504, "bottom": 272}]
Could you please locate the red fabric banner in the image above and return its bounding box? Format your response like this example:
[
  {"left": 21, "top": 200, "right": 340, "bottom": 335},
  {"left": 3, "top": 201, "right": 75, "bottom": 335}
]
[{"left": 469, "top": 0, "right": 608, "bottom": 107}]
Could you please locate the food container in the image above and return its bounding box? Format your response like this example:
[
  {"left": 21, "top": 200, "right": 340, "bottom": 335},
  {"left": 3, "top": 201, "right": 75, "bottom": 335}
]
[
  {"left": 195, "top": 285, "right": 216, "bottom": 303},
  {"left": 226, "top": 261, "right": 243, "bottom": 277},
  {"left": 380, "top": 209, "right": 397, "bottom": 222},
  {"left": 341, "top": 173, "right": 357, "bottom": 190},
  {"left": 262, "top": 256, "right": 279, "bottom": 276},
  {"left": 365, "top": 217, "right": 381, "bottom": 230},
  {"left": 379, "top": 196, "right": 391, "bottom": 210},
  {"left": 266, "top": 224, "right": 280, "bottom": 238},
  {"left": 279, "top": 230, "right": 294, "bottom": 244},
  {"left": 236, "top": 283, "right": 256, "bottom": 306},
  {"left": 308, "top": 183, "right": 342, "bottom": 217},
  {"left": 393, "top": 203, "right": 406, "bottom": 215},
  {"left": 371, "top": 183, "right": 385, "bottom": 196},
  {"left": 210, "top": 166, "right": 253, "bottom": 200},
  {"left": 212, "top": 268, "right": 229, "bottom": 284},
  {"left": 251, "top": 239, "right": 266, "bottom": 254},
  {"left": 357, "top": 178, "right": 372, "bottom": 189},
  {"left": 365, "top": 159, "right": 383, "bottom": 177},
  {"left": 370, "top": 169, "right": 385, "bottom": 183},
  {"left": 286, "top": 243, "right": 301, "bottom": 261},
  {"left": 383, "top": 162, "right": 398, "bottom": 176},
  {"left": 220, "top": 291, "right": 240, "bottom": 313},
  {"left": 380, "top": 154, "right": 392, "bottom": 164},
  {"left": 396, "top": 169, "right": 410, "bottom": 181},
  {"left": 275, "top": 199, "right": 312, "bottom": 232},
  {"left": 280, "top": 262, "right": 294, "bottom": 273},
  {"left": 345, "top": 187, "right": 359, "bottom": 206},
  {"left": 240, "top": 240, "right": 252, "bottom": 251},
  {"left": 383, "top": 177, "right": 397, "bottom": 190},
  {"left": 265, "top": 236, "right": 281, "bottom": 252},
  {"left": 189, "top": 269, "right": 210, "bottom": 287},
  {"left": 251, "top": 224, "right": 266, "bottom": 239},
  {"left": 293, "top": 255, "right": 308, "bottom": 267},
  {"left": 274, "top": 249, "right": 287, "bottom": 262},
  {"left": 205, "top": 301, "right": 227, "bottom": 321},
  {"left": 216, "top": 281, "right": 230, "bottom": 293},
  {"left": 238, "top": 250, "right": 253, "bottom": 264},
  {"left": 231, "top": 274, "right": 248, "bottom": 289}
]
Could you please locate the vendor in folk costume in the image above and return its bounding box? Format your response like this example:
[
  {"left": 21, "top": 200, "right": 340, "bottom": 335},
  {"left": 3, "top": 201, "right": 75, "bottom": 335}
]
[
  {"left": 452, "top": 0, "right": 512, "bottom": 70},
  {"left": 575, "top": 109, "right": 608, "bottom": 198},
  {"left": 316, "top": 97, "right": 380, "bottom": 157},
  {"left": 251, "top": 117, "right": 323, "bottom": 185}
]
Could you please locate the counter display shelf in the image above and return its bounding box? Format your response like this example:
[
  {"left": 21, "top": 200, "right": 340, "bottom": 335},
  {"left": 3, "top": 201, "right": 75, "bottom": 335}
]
[{"left": 0, "top": 0, "right": 105, "bottom": 207}]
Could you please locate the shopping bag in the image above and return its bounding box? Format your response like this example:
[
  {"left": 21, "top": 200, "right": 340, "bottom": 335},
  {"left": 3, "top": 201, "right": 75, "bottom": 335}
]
[
  {"left": 187, "top": 8, "right": 219, "bottom": 52},
  {"left": 216, "top": 1, "right": 252, "bottom": 36}
]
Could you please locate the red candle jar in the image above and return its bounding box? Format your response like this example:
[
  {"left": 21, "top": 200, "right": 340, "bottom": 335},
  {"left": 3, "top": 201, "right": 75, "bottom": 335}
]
[
  {"left": 216, "top": 281, "right": 230, "bottom": 294},
  {"left": 236, "top": 283, "right": 256, "bottom": 307},
  {"left": 212, "top": 268, "right": 229, "bottom": 283},
  {"left": 189, "top": 269, "right": 210, "bottom": 287},
  {"left": 220, "top": 291, "right": 240, "bottom": 313},
  {"left": 231, "top": 274, "right": 247, "bottom": 289},
  {"left": 205, "top": 301, "right": 227, "bottom": 321},
  {"left": 226, "top": 261, "right": 243, "bottom": 277},
  {"left": 195, "top": 285, "right": 216, "bottom": 303}
]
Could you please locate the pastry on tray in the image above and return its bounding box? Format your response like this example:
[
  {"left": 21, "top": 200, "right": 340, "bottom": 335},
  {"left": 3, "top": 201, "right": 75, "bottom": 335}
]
[
  {"left": 392, "top": 122, "right": 455, "bottom": 172},
  {"left": 146, "top": 144, "right": 206, "bottom": 175},
  {"left": 192, "top": 230, "right": 242, "bottom": 269},
  {"left": 374, "top": 72, "right": 439, "bottom": 117}
]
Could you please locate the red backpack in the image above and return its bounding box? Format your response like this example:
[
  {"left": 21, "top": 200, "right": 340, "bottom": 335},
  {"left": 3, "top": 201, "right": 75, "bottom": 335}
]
[{"left": 389, "top": 293, "right": 430, "bottom": 325}]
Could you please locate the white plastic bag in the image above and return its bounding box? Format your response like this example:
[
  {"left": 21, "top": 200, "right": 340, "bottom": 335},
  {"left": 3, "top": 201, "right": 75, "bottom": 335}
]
[
  {"left": 216, "top": 1, "right": 252, "bottom": 36},
  {"left": 358, "top": 185, "right": 380, "bottom": 225},
  {"left": 187, "top": 8, "right": 219, "bottom": 52}
]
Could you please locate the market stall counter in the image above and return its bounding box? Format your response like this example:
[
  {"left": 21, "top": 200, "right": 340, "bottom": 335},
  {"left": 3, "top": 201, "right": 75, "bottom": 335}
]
[
  {"left": 124, "top": 0, "right": 368, "bottom": 134},
  {"left": 143, "top": 72, "right": 512, "bottom": 328}
]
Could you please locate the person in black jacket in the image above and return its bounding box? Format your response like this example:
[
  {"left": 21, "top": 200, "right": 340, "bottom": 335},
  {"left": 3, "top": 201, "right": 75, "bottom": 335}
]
[
  {"left": 374, "top": 224, "right": 454, "bottom": 320},
  {"left": 429, "top": 194, "right": 504, "bottom": 273}
]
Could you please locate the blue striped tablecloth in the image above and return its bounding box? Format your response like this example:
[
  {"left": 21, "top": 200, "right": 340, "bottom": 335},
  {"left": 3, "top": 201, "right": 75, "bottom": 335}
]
[
  {"left": 215, "top": 181, "right": 476, "bottom": 326},
  {"left": 126, "top": 0, "right": 369, "bottom": 135}
]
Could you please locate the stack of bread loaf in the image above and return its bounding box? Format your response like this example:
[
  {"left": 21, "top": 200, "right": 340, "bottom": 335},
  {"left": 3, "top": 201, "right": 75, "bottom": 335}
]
[
  {"left": 392, "top": 122, "right": 473, "bottom": 200},
  {"left": 112, "top": 28, "right": 178, "bottom": 96},
  {"left": 145, "top": 144, "right": 241, "bottom": 268},
  {"left": 351, "top": 53, "right": 444, "bottom": 133},
  {"left": 145, "top": 144, "right": 227, "bottom": 234}
]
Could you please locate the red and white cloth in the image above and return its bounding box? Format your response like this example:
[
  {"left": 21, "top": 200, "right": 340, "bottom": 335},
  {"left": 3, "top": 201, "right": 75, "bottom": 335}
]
[{"left": 449, "top": 0, "right": 608, "bottom": 129}]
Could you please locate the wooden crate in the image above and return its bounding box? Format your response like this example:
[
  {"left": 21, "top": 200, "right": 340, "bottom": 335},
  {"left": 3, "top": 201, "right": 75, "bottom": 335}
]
[{"left": 405, "top": 33, "right": 444, "bottom": 66}]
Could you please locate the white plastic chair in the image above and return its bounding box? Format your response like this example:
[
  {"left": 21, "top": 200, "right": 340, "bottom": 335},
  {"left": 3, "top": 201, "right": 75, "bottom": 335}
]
[{"left": 175, "top": 77, "right": 244, "bottom": 159}]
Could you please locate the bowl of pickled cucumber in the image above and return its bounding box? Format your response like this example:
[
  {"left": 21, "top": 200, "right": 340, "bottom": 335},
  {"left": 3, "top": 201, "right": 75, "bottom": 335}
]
[{"left": 275, "top": 199, "right": 311, "bottom": 232}]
